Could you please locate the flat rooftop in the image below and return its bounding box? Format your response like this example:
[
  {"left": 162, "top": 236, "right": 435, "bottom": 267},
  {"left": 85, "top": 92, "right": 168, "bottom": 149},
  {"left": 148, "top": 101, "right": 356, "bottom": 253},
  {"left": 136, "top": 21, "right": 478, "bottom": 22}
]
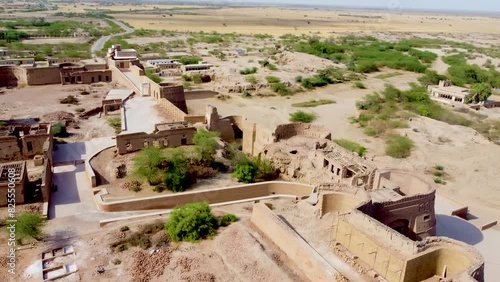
[
  {"left": 369, "top": 188, "right": 404, "bottom": 203},
  {"left": 0, "top": 161, "right": 26, "bottom": 184},
  {"left": 104, "top": 89, "right": 134, "bottom": 102},
  {"left": 81, "top": 58, "right": 106, "bottom": 65}
]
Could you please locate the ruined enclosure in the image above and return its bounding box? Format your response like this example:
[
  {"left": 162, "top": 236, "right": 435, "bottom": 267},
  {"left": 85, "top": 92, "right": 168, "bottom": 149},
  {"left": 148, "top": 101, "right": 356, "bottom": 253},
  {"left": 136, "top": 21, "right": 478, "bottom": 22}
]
[
  {"left": 0, "top": 123, "right": 53, "bottom": 162},
  {"left": 116, "top": 122, "right": 196, "bottom": 154}
]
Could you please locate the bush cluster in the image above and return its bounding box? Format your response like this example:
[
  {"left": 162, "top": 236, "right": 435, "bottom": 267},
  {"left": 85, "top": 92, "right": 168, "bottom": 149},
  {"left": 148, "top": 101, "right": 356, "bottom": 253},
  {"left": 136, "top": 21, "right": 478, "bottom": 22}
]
[{"left": 164, "top": 203, "right": 237, "bottom": 242}]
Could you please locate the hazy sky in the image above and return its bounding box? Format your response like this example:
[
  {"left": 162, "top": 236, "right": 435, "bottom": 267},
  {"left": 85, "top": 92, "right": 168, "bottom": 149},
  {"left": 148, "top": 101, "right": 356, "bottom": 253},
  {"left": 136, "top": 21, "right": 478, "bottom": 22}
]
[{"left": 220, "top": 0, "right": 500, "bottom": 13}]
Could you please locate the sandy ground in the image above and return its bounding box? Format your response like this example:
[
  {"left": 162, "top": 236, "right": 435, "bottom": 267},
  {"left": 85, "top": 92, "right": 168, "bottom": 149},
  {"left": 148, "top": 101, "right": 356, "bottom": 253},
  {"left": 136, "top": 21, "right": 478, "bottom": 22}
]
[
  {"left": 186, "top": 68, "right": 500, "bottom": 224},
  {"left": 114, "top": 7, "right": 500, "bottom": 36},
  {"left": 0, "top": 201, "right": 312, "bottom": 282},
  {"left": 0, "top": 83, "right": 123, "bottom": 142}
]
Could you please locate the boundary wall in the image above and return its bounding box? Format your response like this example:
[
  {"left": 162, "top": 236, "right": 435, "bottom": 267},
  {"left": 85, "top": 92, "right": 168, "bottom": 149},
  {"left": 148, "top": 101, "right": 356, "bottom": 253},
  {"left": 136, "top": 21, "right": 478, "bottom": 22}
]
[
  {"left": 95, "top": 181, "right": 313, "bottom": 212},
  {"left": 251, "top": 203, "right": 341, "bottom": 282}
]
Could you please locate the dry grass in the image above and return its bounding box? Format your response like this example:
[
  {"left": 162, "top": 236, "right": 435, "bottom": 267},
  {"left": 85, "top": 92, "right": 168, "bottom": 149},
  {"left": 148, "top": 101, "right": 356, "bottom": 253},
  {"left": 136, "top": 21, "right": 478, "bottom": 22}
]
[{"left": 114, "top": 8, "right": 500, "bottom": 36}]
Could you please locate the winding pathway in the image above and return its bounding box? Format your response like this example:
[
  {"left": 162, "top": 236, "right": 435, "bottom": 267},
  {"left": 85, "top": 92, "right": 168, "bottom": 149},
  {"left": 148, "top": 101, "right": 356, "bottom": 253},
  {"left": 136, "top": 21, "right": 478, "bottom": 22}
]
[{"left": 91, "top": 19, "right": 134, "bottom": 55}]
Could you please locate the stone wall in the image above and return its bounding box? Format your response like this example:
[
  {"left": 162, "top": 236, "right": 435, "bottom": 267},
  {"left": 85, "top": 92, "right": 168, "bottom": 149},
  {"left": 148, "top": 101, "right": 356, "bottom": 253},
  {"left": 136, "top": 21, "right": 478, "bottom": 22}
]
[
  {"left": 26, "top": 67, "right": 60, "bottom": 85},
  {"left": 157, "top": 98, "right": 188, "bottom": 121},
  {"left": 250, "top": 203, "right": 340, "bottom": 282},
  {"left": 0, "top": 66, "right": 27, "bottom": 87},
  {"left": 95, "top": 181, "right": 313, "bottom": 211},
  {"left": 116, "top": 125, "right": 196, "bottom": 154},
  {"left": 274, "top": 123, "right": 332, "bottom": 142},
  {"left": 40, "top": 159, "right": 52, "bottom": 203}
]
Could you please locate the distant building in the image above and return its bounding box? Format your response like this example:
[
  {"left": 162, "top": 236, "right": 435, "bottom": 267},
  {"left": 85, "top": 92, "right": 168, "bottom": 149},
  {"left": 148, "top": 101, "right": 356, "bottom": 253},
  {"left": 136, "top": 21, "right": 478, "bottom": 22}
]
[
  {"left": 102, "top": 89, "right": 135, "bottom": 115},
  {"left": 107, "top": 44, "right": 141, "bottom": 69},
  {"left": 181, "top": 63, "right": 212, "bottom": 72},
  {"left": 428, "top": 80, "right": 470, "bottom": 104},
  {"left": 484, "top": 95, "right": 500, "bottom": 109},
  {"left": 0, "top": 58, "right": 112, "bottom": 87},
  {"left": 146, "top": 59, "right": 181, "bottom": 70}
]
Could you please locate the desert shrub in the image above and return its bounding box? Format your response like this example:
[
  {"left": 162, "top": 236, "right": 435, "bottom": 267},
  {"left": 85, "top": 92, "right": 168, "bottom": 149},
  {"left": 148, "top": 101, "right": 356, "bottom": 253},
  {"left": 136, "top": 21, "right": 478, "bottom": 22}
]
[
  {"left": 11, "top": 213, "right": 45, "bottom": 244},
  {"left": 164, "top": 202, "right": 219, "bottom": 242},
  {"left": 434, "top": 171, "right": 443, "bottom": 177},
  {"left": 233, "top": 158, "right": 258, "bottom": 183},
  {"left": 239, "top": 67, "right": 258, "bottom": 75},
  {"left": 153, "top": 184, "right": 167, "bottom": 193},
  {"left": 356, "top": 61, "right": 379, "bottom": 73},
  {"left": 245, "top": 75, "right": 258, "bottom": 84},
  {"left": 59, "top": 95, "right": 79, "bottom": 105},
  {"left": 433, "top": 177, "right": 446, "bottom": 185},
  {"left": 265, "top": 76, "right": 281, "bottom": 83},
  {"left": 270, "top": 83, "right": 290, "bottom": 96},
  {"left": 75, "top": 107, "right": 85, "bottom": 113},
  {"left": 334, "top": 139, "right": 367, "bottom": 157},
  {"left": 295, "top": 75, "right": 303, "bottom": 82},
  {"left": 385, "top": 135, "right": 414, "bottom": 158},
  {"left": 292, "top": 99, "right": 336, "bottom": 108},
  {"left": 289, "top": 111, "right": 317, "bottom": 123},
  {"left": 127, "top": 233, "right": 152, "bottom": 249},
  {"left": 129, "top": 183, "right": 142, "bottom": 193},
  {"left": 120, "top": 226, "right": 130, "bottom": 232},
  {"left": 442, "top": 54, "right": 467, "bottom": 65},
  {"left": 408, "top": 49, "right": 437, "bottom": 63},
  {"left": 242, "top": 90, "right": 251, "bottom": 98},
  {"left": 193, "top": 129, "right": 220, "bottom": 164},
  {"left": 145, "top": 68, "right": 161, "bottom": 83},
  {"left": 107, "top": 117, "right": 121, "bottom": 134},
  {"left": 112, "top": 259, "right": 122, "bottom": 265},
  {"left": 435, "top": 164, "right": 444, "bottom": 171},
  {"left": 180, "top": 57, "right": 202, "bottom": 65},
  {"left": 354, "top": 81, "right": 366, "bottom": 89},
  {"left": 219, "top": 214, "right": 237, "bottom": 227},
  {"left": 191, "top": 74, "right": 202, "bottom": 84},
  {"left": 80, "top": 91, "right": 90, "bottom": 95},
  {"left": 52, "top": 123, "right": 69, "bottom": 138}
]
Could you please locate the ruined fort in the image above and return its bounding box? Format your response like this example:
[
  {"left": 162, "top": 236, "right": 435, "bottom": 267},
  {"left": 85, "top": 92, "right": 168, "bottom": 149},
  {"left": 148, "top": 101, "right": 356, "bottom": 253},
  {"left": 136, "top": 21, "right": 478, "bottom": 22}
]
[{"left": 0, "top": 45, "right": 487, "bottom": 282}]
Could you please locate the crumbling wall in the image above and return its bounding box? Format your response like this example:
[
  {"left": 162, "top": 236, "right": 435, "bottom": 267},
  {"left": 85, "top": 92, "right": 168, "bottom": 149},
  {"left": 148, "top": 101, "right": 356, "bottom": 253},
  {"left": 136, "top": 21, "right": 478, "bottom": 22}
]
[
  {"left": 26, "top": 67, "right": 60, "bottom": 85},
  {"left": 116, "top": 126, "right": 195, "bottom": 154},
  {"left": 319, "top": 192, "right": 369, "bottom": 218},
  {"left": 372, "top": 170, "right": 437, "bottom": 240},
  {"left": 40, "top": 159, "right": 52, "bottom": 203},
  {"left": 0, "top": 66, "right": 27, "bottom": 87},
  {"left": 274, "top": 124, "right": 332, "bottom": 142},
  {"left": 0, "top": 136, "right": 22, "bottom": 161},
  {"left": 96, "top": 181, "right": 313, "bottom": 211},
  {"left": 250, "top": 203, "right": 340, "bottom": 282}
]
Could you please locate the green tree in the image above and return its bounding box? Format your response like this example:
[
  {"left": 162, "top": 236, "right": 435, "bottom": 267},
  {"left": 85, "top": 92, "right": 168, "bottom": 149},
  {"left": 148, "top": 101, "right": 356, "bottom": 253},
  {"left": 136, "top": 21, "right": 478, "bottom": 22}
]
[
  {"left": 233, "top": 158, "right": 258, "bottom": 183},
  {"left": 164, "top": 202, "right": 219, "bottom": 242},
  {"left": 418, "top": 70, "right": 446, "bottom": 87},
  {"left": 52, "top": 123, "right": 69, "bottom": 138},
  {"left": 163, "top": 149, "right": 190, "bottom": 192},
  {"left": 193, "top": 129, "right": 220, "bottom": 164},
  {"left": 467, "top": 83, "right": 492, "bottom": 104},
  {"left": 11, "top": 213, "right": 45, "bottom": 244},
  {"left": 133, "top": 147, "right": 166, "bottom": 185}
]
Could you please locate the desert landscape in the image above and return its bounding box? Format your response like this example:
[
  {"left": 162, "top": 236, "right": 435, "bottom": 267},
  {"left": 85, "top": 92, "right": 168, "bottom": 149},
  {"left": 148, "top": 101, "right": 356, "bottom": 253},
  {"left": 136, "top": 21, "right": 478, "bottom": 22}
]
[{"left": 0, "top": 0, "right": 500, "bottom": 281}]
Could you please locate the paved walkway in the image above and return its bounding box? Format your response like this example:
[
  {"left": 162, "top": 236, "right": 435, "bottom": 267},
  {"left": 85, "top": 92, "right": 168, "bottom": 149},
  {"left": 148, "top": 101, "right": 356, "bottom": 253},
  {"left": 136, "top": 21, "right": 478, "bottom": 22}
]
[
  {"left": 49, "top": 164, "right": 98, "bottom": 219},
  {"left": 52, "top": 137, "right": 115, "bottom": 164}
]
